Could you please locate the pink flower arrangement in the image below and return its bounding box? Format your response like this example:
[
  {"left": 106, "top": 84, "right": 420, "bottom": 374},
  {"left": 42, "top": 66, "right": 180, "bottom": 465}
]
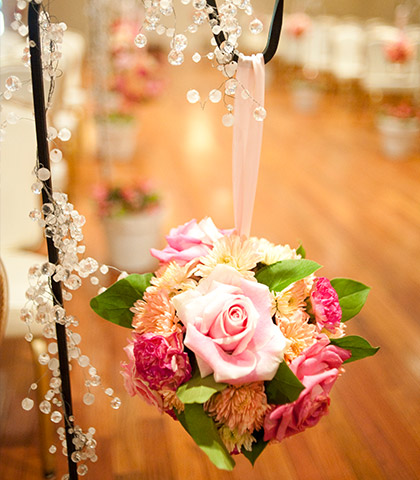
[
  {"left": 93, "top": 181, "right": 160, "bottom": 218},
  {"left": 92, "top": 217, "right": 378, "bottom": 469},
  {"left": 285, "top": 12, "right": 312, "bottom": 38},
  {"left": 384, "top": 34, "right": 414, "bottom": 64},
  {"left": 101, "top": 18, "right": 166, "bottom": 119}
]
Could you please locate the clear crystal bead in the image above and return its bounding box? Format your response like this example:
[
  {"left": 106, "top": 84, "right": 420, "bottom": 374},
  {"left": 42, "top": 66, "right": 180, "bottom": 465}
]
[
  {"left": 77, "top": 464, "right": 88, "bottom": 476},
  {"left": 83, "top": 393, "right": 95, "bottom": 406},
  {"left": 193, "top": 0, "right": 206, "bottom": 9},
  {"left": 39, "top": 400, "right": 51, "bottom": 414},
  {"left": 250, "top": 18, "right": 263, "bottom": 34},
  {"left": 31, "top": 181, "right": 43, "bottom": 194},
  {"left": 225, "top": 78, "right": 238, "bottom": 95},
  {"left": 64, "top": 274, "right": 82, "bottom": 290},
  {"left": 51, "top": 411, "right": 62, "bottom": 423},
  {"left": 134, "top": 33, "right": 147, "bottom": 48},
  {"left": 209, "top": 89, "right": 222, "bottom": 103},
  {"left": 5, "top": 75, "right": 22, "bottom": 92},
  {"left": 222, "top": 113, "right": 234, "bottom": 127},
  {"left": 192, "top": 52, "right": 201, "bottom": 63},
  {"left": 50, "top": 148, "right": 63, "bottom": 162},
  {"left": 171, "top": 34, "right": 188, "bottom": 52},
  {"left": 78, "top": 355, "right": 90, "bottom": 367},
  {"left": 253, "top": 106, "right": 267, "bottom": 121},
  {"left": 186, "top": 89, "right": 200, "bottom": 103},
  {"left": 168, "top": 50, "right": 184, "bottom": 66},
  {"left": 22, "top": 398, "right": 34, "bottom": 411},
  {"left": 57, "top": 128, "right": 71, "bottom": 141},
  {"left": 111, "top": 397, "right": 121, "bottom": 409},
  {"left": 37, "top": 167, "right": 50, "bottom": 181}
]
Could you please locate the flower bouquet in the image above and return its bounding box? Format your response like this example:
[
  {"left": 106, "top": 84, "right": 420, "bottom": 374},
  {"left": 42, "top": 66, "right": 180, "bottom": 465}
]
[
  {"left": 91, "top": 217, "right": 378, "bottom": 470},
  {"left": 93, "top": 181, "right": 162, "bottom": 271}
]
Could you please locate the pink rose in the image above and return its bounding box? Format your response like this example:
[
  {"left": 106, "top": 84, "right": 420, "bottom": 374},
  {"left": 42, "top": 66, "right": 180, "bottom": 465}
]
[
  {"left": 172, "top": 264, "right": 288, "bottom": 384},
  {"left": 150, "top": 217, "right": 224, "bottom": 265},
  {"left": 310, "top": 277, "right": 342, "bottom": 333},
  {"left": 263, "top": 335, "right": 351, "bottom": 442},
  {"left": 133, "top": 332, "right": 192, "bottom": 391},
  {"left": 121, "top": 342, "right": 164, "bottom": 412}
]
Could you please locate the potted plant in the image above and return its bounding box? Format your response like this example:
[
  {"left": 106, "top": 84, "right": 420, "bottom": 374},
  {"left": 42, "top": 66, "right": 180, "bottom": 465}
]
[
  {"left": 94, "top": 181, "right": 163, "bottom": 272},
  {"left": 96, "top": 18, "right": 166, "bottom": 161},
  {"left": 376, "top": 102, "right": 419, "bottom": 159}
]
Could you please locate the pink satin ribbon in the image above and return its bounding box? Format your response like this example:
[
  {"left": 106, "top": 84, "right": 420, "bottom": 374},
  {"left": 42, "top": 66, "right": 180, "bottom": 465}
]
[{"left": 232, "top": 53, "right": 265, "bottom": 237}]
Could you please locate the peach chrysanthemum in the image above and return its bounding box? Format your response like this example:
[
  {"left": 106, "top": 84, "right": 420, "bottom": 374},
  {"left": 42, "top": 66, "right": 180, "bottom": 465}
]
[
  {"left": 160, "top": 389, "right": 184, "bottom": 412},
  {"left": 204, "top": 382, "right": 269, "bottom": 435},
  {"left": 276, "top": 311, "right": 317, "bottom": 363},
  {"left": 218, "top": 426, "right": 255, "bottom": 453},
  {"left": 272, "top": 280, "right": 307, "bottom": 318},
  {"left": 197, "top": 235, "right": 262, "bottom": 279},
  {"left": 151, "top": 260, "right": 198, "bottom": 295},
  {"left": 323, "top": 322, "right": 347, "bottom": 339},
  {"left": 130, "top": 288, "right": 181, "bottom": 336},
  {"left": 252, "top": 238, "right": 299, "bottom": 265}
]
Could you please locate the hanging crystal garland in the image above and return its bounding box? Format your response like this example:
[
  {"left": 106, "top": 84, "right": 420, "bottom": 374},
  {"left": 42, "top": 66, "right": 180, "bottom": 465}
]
[
  {"left": 4, "top": 1, "right": 123, "bottom": 477},
  {"left": 134, "top": 0, "right": 267, "bottom": 126}
]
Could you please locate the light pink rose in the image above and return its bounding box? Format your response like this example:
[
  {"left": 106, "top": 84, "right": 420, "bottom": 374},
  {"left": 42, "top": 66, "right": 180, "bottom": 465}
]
[
  {"left": 263, "top": 335, "right": 351, "bottom": 442},
  {"left": 310, "top": 277, "right": 342, "bottom": 333},
  {"left": 172, "top": 264, "right": 288, "bottom": 384},
  {"left": 150, "top": 217, "right": 225, "bottom": 265},
  {"left": 121, "top": 342, "right": 164, "bottom": 412}
]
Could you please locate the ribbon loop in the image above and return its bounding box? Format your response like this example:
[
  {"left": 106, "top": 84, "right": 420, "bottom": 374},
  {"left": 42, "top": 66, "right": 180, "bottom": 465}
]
[{"left": 232, "top": 53, "right": 265, "bottom": 237}]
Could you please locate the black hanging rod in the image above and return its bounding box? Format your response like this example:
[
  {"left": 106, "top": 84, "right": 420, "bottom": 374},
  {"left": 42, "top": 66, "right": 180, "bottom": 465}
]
[{"left": 206, "top": 0, "right": 284, "bottom": 64}]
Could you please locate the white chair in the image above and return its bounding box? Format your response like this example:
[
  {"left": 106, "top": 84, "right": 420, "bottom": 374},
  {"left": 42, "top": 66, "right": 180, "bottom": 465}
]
[
  {"left": 329, "top": 21, "right": 366, "bottom": 82},
  {"left": 302, "top": 15, "right": 337, "bottom": 74}
]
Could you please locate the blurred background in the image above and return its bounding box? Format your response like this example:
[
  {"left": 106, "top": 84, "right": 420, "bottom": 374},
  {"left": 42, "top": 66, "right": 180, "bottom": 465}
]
[{"left": 1, "top": 0, "right": 420, "bottom": 479}]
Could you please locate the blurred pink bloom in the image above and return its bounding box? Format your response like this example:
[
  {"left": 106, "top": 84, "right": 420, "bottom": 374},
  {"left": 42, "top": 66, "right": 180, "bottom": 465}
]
[
  {"left": 263, "top": 335, "right": 350, "bottom": 442},
  {"left": 385, "top": 36, "right": 414, "bottom": 63},
  {"left": 172, "top": 264, "right": 287, "bottom": 384},
  {"left": 310, "top": 277, "right": 342, "bottom": 333},
  {"left": 150, "top": 217, "right": 224, "bottom": 265},
  {"left": 285, "top": 13, "right": 312, "bottom": 38}
]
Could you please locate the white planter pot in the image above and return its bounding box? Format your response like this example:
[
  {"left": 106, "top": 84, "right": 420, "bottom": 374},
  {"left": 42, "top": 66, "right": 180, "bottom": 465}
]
[
  {"left": 103, "top": 210, "right": 162, "bottom": 272},
  {"left": 96, "top": 119, "right": 138, "bottom": 162},
  {"left": 377, "top": 117, "right": 419, "bottom": 159},
  {"left": 291, "top": 84, "right": 321, "bottom": 113}
]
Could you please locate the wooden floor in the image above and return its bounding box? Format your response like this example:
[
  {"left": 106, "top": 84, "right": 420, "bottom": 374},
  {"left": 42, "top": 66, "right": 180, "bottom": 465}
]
[{"left": 1, "top": 62, "right": 420, "bottom": 480}]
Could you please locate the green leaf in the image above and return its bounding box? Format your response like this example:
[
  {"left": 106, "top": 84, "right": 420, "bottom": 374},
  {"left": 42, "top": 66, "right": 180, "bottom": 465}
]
[
  {"left": 177, "top": 369, "right": 228, "bottom": 404},
  {"left": 330, "top": 278, "right": 370, "bottom": 322},
  {"left": 296, "top": 244, "right": 306, "bottom": 258},
  {"left": 329, "top": 335, "right": 379, "bottom": 364},
  {"left": 265, "top": 361, "right": 305, "bottom": 405},
  {"left": 242, "top": 430, "right": 268, "bottom": 466},
  {"left": 256, "top": 259, "right": 322, "bottom": 292},
  {"left": 90, "top": 273, "right": 153, "bottom": 328},
  {"left": 176, "top": 404, "right": 235, "bottom": 471}
]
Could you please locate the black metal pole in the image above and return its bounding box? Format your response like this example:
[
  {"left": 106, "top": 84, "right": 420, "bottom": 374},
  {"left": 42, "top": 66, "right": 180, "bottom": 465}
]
[
  {"left": 28, "top": 2, "right": 78, "bottom": 479},
  {"left": 206, "top": 0, "right": 284, "bottom": 64}
]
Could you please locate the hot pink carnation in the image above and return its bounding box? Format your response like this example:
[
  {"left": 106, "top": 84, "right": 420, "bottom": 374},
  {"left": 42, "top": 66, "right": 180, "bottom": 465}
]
[
  {"left": 121, "top": 342, "right": 164, "bottom": 412},
  {"left": 263, "top": 335, "right": 351, "bottom": 442},
  {"left": 150, "top": 217, "right": 224, "bottom": 265},
  {"left": 172, "top": 264, "right": 288, "bottom": 384},
  {"left": 310, "top": 277, "right": 342, "bottom": 333},
  {"left": 133, "top": 332, "right": 192, "bottom": 390}
]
